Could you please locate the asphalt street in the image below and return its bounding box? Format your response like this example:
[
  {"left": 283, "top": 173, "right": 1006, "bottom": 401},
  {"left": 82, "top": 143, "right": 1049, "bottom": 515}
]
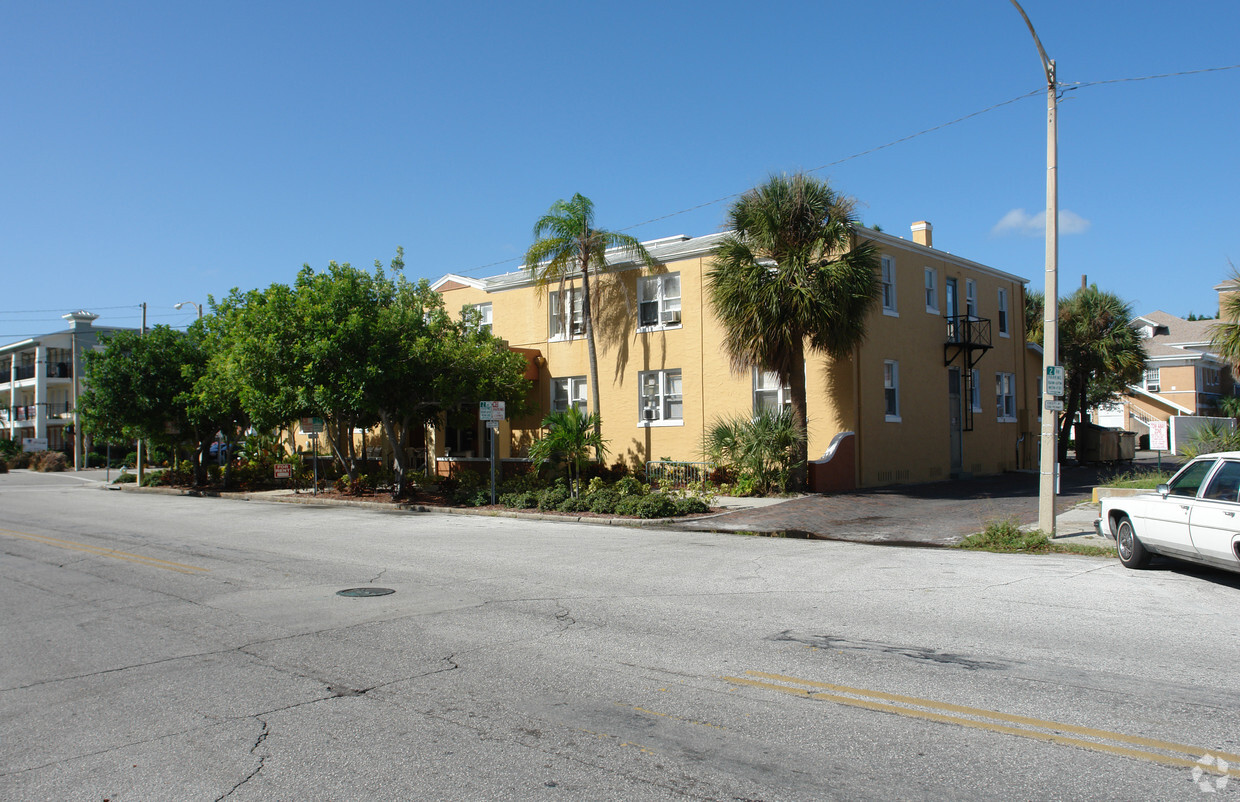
[{"left": 2, "top": 469, "right": 1238, "bottom": 800}]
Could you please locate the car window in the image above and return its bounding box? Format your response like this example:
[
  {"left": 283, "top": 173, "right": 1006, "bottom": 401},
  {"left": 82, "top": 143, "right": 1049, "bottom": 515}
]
[
  {"left": 1167, "top": 459, "right": 1215, "bottom": 497},
  {"left": 1202, "top": 460, "right": 1240, "bottom": 502}
]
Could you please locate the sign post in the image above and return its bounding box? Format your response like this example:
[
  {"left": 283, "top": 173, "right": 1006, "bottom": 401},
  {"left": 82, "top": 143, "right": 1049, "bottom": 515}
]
[
  {"left": 300, "top": 417, "right": 325, "bottom": 495},
  {"left": 1043, "top": 366, "right": 1066, "bottom": 519},
  {"left": 479, "top": 402, "right": 506, "bottom": 505},
  {"left": 1149, "top": 420, "right": 1169, "bottom": 472}
]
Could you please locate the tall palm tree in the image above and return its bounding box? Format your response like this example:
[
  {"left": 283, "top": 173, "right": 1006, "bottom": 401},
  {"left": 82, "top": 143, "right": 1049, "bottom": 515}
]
[
  {"left": 524, "top": 193, "right": 659, "bottom": 453},
  {"left": 1210, "top": 264, "right": 1240, "bottom": 368},
  {"left": 707, "top": 173, "right": 880, "bottom": 489},
  {"left": 1056, "top": 285, "right": 1146, "bottom": 461}
]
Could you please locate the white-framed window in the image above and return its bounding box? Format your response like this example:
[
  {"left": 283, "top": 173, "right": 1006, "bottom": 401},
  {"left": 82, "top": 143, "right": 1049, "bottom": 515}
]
[
  {"left": 996, "top": 372, "right": 1017, "bottom": 422},
  {"left": 552, "top": 376, "right": 587, "bottom": 413},
  {"left": 638, "top": 273, "right": 682, "bottom": 329},
  {"left": 881, "top": 255, "right": 898, "bottom": 316},
  {"left": 753, "top": 369, "right": 791, "bottom": 413},
  {"left": 549, "top": 288, "right": 584, "bottom": 340},
  {"left": 467, "top": 302, "right": 492, "bottom": 333},
  {"left": 1144, "top": 368, "right": 1161, "bottom": 393},
  {"left": 883, "top": 360, "right": 900, "bottom": 421},
  {"left": 965, "top": 279, "right": 978, "bottom": 319},
  {"left": 639, "top": 369, "right": 683, "bottom": 425},
  {"left": 1202, "top": 367, "right": 1221, "bottom": 388},
  {"left": 997, "top": 288, "right": 1010, "bottom": 337},
  {"left": 971, "top": 368, "right": 982, "bottom": 412},
  {"left": 924, "top": 268, "right": 939, "bottom": 313}
]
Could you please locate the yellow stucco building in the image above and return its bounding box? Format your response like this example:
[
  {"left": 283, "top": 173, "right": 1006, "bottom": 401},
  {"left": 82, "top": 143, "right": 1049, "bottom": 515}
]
[{"left": 432, "top": 221, "right": 1038, "bottom": 489}]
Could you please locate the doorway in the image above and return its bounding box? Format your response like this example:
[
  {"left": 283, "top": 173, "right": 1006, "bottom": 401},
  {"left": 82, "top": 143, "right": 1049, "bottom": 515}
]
[{"left": 948, "top": 368, "right": 963, "bottom": 476}]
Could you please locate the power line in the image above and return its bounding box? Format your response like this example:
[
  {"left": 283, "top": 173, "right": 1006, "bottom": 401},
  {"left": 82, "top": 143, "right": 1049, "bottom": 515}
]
[{"left": 450, "top": 61, "right": 1239, "bottom": 279}]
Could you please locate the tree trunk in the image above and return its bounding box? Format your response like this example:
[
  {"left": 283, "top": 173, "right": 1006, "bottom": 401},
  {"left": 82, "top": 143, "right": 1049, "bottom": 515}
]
[
  {"left": 379, "top": 410, "right": 409, "bottom": 498},
  {"left": 788, "top": 348, "right": 810, "bottom": 492},
  {"left": 580, "top": 263, "right": 604, "bottom": 463}
]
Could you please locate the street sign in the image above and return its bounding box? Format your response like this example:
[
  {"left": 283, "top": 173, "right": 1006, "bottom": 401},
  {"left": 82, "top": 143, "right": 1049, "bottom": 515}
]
[
  {"left": 274, "top": 463, "right": 293, "bottom": 479},
  {"left": 1045, "top": 366, "right": 1066, "bottom": 397},
  {"left": 299, "top": 417, "right": 325, "bottom": 434},
  {"left": 1044, "top": 399, "right": 1064, "bottom": 411},
  {"left": 485, "top": 420, "right": 500, "bottom": 430},
  {"left": 1149, "top": 421, "right": 1169, "bottom": 452},
  {"left": 479, "top": 401, "right": 506, "bottom": 421}
]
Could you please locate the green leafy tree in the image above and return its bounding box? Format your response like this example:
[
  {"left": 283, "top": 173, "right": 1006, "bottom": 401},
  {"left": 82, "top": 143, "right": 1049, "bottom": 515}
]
[
  {"left": 523, "top": 193, "right": 659, "bottom": 455},
  {"left": 1056, "top": 285, "right": 1146, "bottom": 461},
  {"left": 527, "top": 406, "right": 608, "bottom": 498},
  {"left": 706, "top": 173, "right": 880, "bottom": 489},
  {"left": 1025, "top": 289, "right": 1045, "bottom": 345}
]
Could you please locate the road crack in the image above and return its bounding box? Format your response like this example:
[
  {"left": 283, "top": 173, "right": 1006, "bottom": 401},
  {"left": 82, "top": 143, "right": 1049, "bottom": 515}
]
[{"left": 215, "top": 718, "right": 269, "bottom": 801}]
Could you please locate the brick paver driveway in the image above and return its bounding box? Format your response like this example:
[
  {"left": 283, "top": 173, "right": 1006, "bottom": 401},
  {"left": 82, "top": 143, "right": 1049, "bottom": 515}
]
[{"left": 676, "top": 457, "right": 1171, "bottom": 546}]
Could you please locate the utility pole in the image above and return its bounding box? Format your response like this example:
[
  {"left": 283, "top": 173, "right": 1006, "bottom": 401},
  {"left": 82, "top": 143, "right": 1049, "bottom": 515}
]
[
  {"left": 1010, "top": 0, "right": 1060, "bottom": 536},
  {"left": 137, "top": 303, "right": 147, "bottom": 486}
]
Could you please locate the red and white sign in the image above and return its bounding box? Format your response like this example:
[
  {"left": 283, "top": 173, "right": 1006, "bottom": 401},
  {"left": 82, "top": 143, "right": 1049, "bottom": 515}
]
[
  {"left": 1148, "top": 421, "right": 1169, "bottom": 452},
  {"left": 274, "top": 463, "right": 294, "bottom": 479}
]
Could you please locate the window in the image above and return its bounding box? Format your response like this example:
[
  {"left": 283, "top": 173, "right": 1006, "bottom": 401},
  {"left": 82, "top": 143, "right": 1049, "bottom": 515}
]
[
  {"left": 996, "top": 372, "right": 1016, "bottom": 422},
  {"left": 753, "top": 369, "right": 791, "bottom": 413},
  {"left": 1144, "top": 368, "right": 1161, "bottom": 393},
  {"left": 965, "top": 279, "right": 978, "bottom": 319},
  {"left": 552, "top": 376, "right": 587, "bottom": 413},
  {"left": 924, "top": 268, "right": 938, "bottom": 313},
  {"left": 997, "top": 288, "right": 1010, "bottom": 337},
  {"left": 638, "top": 273, "right": 682, "bottom": 329},
  {"left": 971, "top": 368, "right": 982, "bottom": 412},
  {"left": 639, "top": 369, "right": 683, "bottom": 424},
  {"left": 1203, "top": 460, "right": 1240, "bottom": 502},
  {"left": 1168, "top": 459, "right": 1214, "bottom": 497},
  {"left": 549, "top": 288, "right": 584, "bottom": 340},
  {"left": 883, "top": 360, "right": 900, "bottom": 421},
  {"left": 468, "top": 302, "right": 492, "bottom": 333},
  {"left": 881, "top": 256, "right": 897, "bottom": 315},
  {"left": 1201, "top": 367, "right": 1220, "bottom": 388}
]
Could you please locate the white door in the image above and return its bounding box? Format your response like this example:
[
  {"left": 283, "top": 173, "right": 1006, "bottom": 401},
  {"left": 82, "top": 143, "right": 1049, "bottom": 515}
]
[
  {"left": 1140, "top": 459, "right": 1215, "bottom": 552},
  {"left": 1190, "top": 459, "right": 1240, "bottom": 566}
]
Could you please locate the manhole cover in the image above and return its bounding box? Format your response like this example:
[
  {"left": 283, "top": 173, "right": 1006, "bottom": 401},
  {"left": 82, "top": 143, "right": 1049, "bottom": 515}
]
[{"left": 336, "top": 587, "right": 395, "bottom": 598}]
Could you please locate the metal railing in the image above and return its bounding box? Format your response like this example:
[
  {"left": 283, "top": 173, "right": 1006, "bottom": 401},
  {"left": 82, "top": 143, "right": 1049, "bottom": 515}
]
[
  {"left": 944, "top": 315, "right": 992, "bottom": 348},
  {"left": 646, "top": 460, "right": 713, "bottom": 488}
]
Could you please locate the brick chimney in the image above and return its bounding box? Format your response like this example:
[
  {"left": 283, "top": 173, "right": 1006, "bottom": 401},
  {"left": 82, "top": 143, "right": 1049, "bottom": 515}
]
[{"left": 911, "top": 221, "right": 933, "bottom": 248}]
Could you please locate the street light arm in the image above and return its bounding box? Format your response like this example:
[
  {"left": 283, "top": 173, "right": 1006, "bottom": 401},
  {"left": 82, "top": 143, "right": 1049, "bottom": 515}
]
[{"left": 1009, "top": 0, "right": 1053, "bottom": 84}]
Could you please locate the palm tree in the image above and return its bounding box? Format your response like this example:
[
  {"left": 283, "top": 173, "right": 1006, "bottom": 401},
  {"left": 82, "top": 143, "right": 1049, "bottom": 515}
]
[
  {"left": 527, "top": 406, "right": 608, "bottom": 498},
  {"left": 1210, "top": 264, "right": 1240, "bottom": 368},
  {"left": 1056, "top": 285, "right": 1146, "bottom": 461},
  {"left": 707, "top": 173, "right": 880, "bottom": 489},
  {"left": 524, "top": 194, "right": 659, "bottom": 454}
]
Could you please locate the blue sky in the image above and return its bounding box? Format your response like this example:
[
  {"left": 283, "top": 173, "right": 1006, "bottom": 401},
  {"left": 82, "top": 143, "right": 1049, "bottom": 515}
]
[{"left": 2, "top": 0, "right": 1237, "bottom": 340}]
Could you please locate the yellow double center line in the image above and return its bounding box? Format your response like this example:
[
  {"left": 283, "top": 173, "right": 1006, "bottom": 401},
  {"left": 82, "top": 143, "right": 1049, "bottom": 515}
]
[
  {"left": 0, "top": 527, "right": 209, "bottom": 575},
  {"left": 724, "top": 670, "right": 1240, "bottom": 777}
]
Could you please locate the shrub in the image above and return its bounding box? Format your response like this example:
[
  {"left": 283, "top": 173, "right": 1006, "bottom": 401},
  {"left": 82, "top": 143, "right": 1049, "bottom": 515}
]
[
  {"left": 499, "top": 472, "right": 545, "bottom": 494},
  {"left": 0, "top": 459, "right": 7, "bottom": 474},
  {"left": 557, "top": 496, "right": 591, "bottom": 513},
  {"left": 613, "top": 475, "right": 648, "bottom": 497},
  {"left": 8, "top": 451, "right": 32, "bottom": 469},
  {"left": 113, "top": 472, "right": 136, "bottom": 484},
  {"left": 674, "top": 497, "right": 711, "bottom": 516},
  {"left": 458, "top": 489, "right": 492, "bottom": 507},
  {"left": 33, "top": 451, "right": 67, "bottom": 472},
  {"left": 586, "top": 489, "right": 620, "bottom": 514},
  {"left": 140, "top": 470, "right": 166, "bottom": 487},
  {"left": 0, "top": 439, "right": 21, "bottom": 458},
  {"left": 499, "top": 490, "right": 539, "bottom": 509},
  {"left": 538, "top": 484, "right": 572, "bottom": 511},
  {"left": 703, "top": 407, "right": 805, "bottom": 495},
  {"left": 615, "top": 493, "right": 678, "bottom": 519}
]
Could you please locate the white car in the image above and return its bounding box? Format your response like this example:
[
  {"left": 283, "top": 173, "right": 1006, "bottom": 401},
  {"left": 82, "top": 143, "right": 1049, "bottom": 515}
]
[{"left": 1097, "top": 452, "right": 1240, "bottom": 574}]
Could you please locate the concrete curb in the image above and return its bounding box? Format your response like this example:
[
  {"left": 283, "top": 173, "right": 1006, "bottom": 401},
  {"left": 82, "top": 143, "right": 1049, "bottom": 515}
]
[{"left": 113, "top": 483, "right": 686, "bottom": 528}]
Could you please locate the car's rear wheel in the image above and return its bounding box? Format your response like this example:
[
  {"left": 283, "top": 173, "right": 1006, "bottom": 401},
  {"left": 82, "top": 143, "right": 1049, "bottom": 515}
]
[{"left": 1116, "top": 516, "right": 1151, "bottom": 569}]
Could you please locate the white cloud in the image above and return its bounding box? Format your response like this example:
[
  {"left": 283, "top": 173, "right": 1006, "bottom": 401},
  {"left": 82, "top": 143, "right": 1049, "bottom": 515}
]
[{"left": 991, "top": 208, "right": 1091, "bottom": 237}]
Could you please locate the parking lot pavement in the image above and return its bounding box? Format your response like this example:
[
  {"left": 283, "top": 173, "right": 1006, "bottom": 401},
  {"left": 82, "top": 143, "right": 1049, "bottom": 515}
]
[{"left": 676, "top": 460, "right": 1148, "bottom": 547}]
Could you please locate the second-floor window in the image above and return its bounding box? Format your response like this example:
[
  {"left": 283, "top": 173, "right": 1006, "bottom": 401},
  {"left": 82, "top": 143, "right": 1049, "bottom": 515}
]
[
  {"left": 997, "top": 288, "right": 1010, "bottom": 336},
  {"left": 552, "top": 376, "right": 587, "bottom": 413},
  {"left": 965, "top": 279, "right": 978, "bottom": 319},
  {"left": 639, "top": 369, "right": 683, "bottom": 424},
  {"left": 924, "top": 268, "right": 939, "bottom": 313},
  {"left": 1144, "top": 368, "right": 1161, "bottom": 393},
  {"left": 753, "top": 369, "right": 791, "bottom": 413},
  {"left": 549, "top": 288, "right": 584, "bottom": 340},
  {"left": 881, "top": 255, "right": 897, "bottom": 315},
  {"left": 638, "top": 273, "right": 682, "bottom": 329},
  {"left": 468, "top": 302, "right": 492, "bottom": 333}
]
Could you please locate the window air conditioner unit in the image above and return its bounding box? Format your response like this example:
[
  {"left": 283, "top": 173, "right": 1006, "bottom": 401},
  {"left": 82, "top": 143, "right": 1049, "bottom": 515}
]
[
  {"left": 570, "top": 322, "right": 585, "bottom": 335},
  {"left": 661, "top": 309, "right": 681, "bottom": 325},
  {"left": 643, "top": 408, "right": 657, "bottom": 421}
]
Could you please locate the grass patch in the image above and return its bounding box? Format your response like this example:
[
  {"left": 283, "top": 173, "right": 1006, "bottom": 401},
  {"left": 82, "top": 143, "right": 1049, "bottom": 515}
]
[
  {"left": 958, "top": 518, "right": 1114, "bottom": 557},
  {"left": 1101, "top": 468, "right": 1172, "bottom": 489}
]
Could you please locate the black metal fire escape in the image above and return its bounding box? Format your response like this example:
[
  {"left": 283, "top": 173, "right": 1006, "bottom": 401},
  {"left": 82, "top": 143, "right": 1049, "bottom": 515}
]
[{"left": 944, "top": 316, "right": 993, "bottom": 431}]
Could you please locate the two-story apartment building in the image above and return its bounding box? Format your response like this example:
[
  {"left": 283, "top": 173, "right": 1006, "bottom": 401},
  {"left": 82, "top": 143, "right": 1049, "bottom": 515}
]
[
  {"left": 0, "top": 311, "right": 130, "bottom": 466},
  {"left": 433, "top": 221, "right": 1037, "bottom": 490}
]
